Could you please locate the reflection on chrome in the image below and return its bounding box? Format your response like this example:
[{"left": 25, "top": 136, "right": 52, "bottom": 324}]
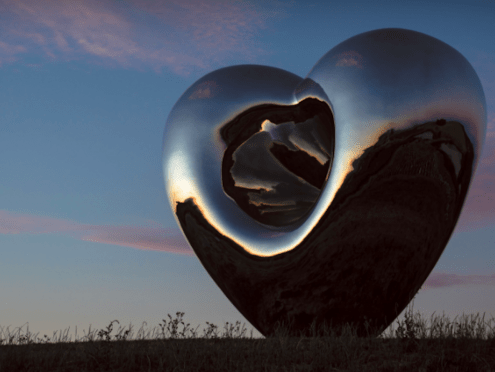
[
  {"left": 222, "top": 98, "right": 334, "bottom": 227},
  {"left": 163, "top": 28, "right": 487, "bottom": 338}
]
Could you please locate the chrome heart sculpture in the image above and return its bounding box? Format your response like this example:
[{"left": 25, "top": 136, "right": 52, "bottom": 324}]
[{"left": 162, "top": 28, "right": 486, "bottom": 337}]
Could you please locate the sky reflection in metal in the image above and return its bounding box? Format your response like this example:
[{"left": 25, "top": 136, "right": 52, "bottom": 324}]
[{"left": 163, "top": 28, "right": 486, "bottom": 258}]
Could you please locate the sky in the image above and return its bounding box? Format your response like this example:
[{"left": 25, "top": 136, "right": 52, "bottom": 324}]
[{"left": 1, "top": 0, "right": 495, "bottom": 341}]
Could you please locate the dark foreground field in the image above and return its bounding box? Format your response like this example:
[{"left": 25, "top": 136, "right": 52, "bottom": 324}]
[{"left": 1, "top": 302, "right": 494, "bottom": 372}]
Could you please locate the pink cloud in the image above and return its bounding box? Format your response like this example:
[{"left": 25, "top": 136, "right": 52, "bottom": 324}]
[
  {"left": 1, "top": 210, "right": 494, "bottom": 283},
  {"left": 0, "top": 0, "right": 286, "bottom": 75},
  {"left": 422, "top": 272, "right": 495, "bottom": 289},
  {"left": 81, "top": 225, "right": 193, "bottom": 255},
  {"left": 0, "top": 40, "right": 27, "bottom": 66},
  {"left": 188, "top": 80, "right": 221, "bottom": 100},
  {"left": 0, "top": 210, "right": 193, "bottom": 256}
]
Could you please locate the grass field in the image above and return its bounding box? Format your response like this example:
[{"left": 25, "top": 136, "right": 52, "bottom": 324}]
[{"left": 1, "top": 300, "right": 494, "bottom": 371}]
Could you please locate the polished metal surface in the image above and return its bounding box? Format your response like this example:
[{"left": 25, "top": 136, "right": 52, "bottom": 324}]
[{"left": 162, "top": 28, "right": 486, "bottom": 337}]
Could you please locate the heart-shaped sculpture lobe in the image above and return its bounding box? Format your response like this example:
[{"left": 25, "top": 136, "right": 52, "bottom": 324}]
[{"left": 162, "top": 28, "right": 487, "bottom": 337}]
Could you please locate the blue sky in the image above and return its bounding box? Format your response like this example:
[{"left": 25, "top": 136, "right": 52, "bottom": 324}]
[{"left": 1, "top": 0, "right": 494, "bottom": 340}]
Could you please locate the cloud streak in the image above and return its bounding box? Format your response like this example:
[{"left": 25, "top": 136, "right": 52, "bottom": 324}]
[
  {"left": 1, "top": 210, "right": 494, "bottom": 286},
  {"left": 0, "top": 0, "right": 286, "bottom": 75},
  {"left": 0, "top": 210, "right": 193, "bottom": 256},
  {"left": 422, "top": 272, "right": 495, "bottom": 289}
]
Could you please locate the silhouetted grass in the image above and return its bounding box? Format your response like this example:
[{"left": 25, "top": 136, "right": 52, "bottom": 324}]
[{"left": 1, "top": 300, "right": 494, "bottom": 371}]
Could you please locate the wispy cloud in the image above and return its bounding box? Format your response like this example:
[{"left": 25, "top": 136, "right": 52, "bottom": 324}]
[
  {"left": 1, "top": 210, "right": 495, "bottom": 285},
  {"left": 422, "top": 272, "right": 495, "bottom": 289},
  {"left": 0, "top": 210, "right": 193, "bottom": 255},
  {"left": 0, "top": 0, "right": 287, "bottom": 75}
]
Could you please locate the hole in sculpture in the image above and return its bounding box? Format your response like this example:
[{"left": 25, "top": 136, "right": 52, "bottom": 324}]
[{"left": 221, "top": 98, "right": 335, "bottom": 227}]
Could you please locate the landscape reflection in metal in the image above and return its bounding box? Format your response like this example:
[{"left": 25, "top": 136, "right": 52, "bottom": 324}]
[{"left": 162, "top": 28, "right": 487, "bottom": 337}]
